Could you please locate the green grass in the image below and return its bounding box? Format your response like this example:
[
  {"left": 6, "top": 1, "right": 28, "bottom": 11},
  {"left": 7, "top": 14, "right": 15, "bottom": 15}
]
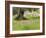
[{"left": 12, "top": 15, "right": 40, "bottom": 31}]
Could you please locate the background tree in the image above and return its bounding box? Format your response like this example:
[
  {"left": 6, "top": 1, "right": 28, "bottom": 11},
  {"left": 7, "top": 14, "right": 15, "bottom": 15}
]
[{"left": 13, "top": 7, "right": 39, "bottom": 20}]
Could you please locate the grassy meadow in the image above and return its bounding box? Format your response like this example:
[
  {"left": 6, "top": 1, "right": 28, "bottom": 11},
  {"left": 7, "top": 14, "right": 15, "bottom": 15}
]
[{"left": 12, "top": 14, "right": 40, "bottom": 31}]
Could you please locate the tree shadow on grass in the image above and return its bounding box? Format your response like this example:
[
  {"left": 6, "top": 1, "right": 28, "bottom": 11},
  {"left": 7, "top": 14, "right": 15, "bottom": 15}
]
[{"left": 14, "top": 17, "right": 28, "bottom": 20}]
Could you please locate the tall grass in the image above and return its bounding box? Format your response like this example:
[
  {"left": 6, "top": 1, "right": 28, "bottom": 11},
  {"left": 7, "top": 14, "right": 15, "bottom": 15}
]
[{"left": 12, "top": 15, "right": 40, "bottom": 31}]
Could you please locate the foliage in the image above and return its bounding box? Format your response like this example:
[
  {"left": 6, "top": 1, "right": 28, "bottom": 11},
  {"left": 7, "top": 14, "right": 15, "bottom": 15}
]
[{"left": 13, "top": 7, "right": 40, "bottom": 16}]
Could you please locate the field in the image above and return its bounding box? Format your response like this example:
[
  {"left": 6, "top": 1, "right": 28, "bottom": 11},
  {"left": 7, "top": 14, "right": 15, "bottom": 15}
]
[{"left": 12, "top": 14, "right": 40, "bottom": 31}]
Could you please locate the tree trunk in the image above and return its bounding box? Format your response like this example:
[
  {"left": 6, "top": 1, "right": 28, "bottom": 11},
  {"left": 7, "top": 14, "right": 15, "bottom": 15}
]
[{"left": 15, "top": 8, "right": 27, "bottom": 20}]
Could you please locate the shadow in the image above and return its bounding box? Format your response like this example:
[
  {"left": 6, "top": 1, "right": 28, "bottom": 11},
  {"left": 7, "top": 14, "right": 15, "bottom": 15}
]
[{"left": 14, "top": 17, "right": 28, "bottom": 20}]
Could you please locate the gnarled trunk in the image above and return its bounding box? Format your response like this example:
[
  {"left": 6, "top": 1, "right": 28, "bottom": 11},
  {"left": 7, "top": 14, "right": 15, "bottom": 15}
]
[{"left": 16, "top": 8, "right": 26, "bottom": 20}]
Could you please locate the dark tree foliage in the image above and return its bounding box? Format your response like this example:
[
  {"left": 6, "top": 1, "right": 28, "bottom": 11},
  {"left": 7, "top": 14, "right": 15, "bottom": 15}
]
[
  {"left": 13, "top": 7, "right": 39, "bottom": 20},
  {"left": 13, "top": 7, "right": 20, "bottom": 15}
]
